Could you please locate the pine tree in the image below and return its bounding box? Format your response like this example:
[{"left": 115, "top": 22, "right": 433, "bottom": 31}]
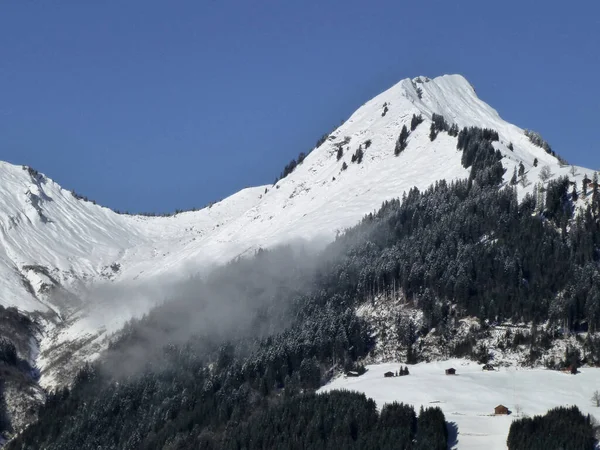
[
  {"left": 396, "top": 125, "right": 409, "bottom": 155},
  {"left": 533, "top": 158, "right": 538, "bottom": 167},
  {"left": 356, "top": 145, "right": 364, "bottom": 164},
  {"left": 411, "top": 114, "right": 424, "bottom": 131},
  {"left": 429, "top": 123, "right": 438, "bottom": 142},
  {"left": 583, "top": 174, "right": 590, "bottom": 197},
  {"left": 592, "top": 172, "right": 599, "bottom": 215},
  {"left": 518, "top": 162, "right": 525, "bottom": 177},
  {"left": 336, "top": 146, "right": 343, "bottom": 161},
  {"left": 511, "top": 167, "right": 518, "bottom": 185},
  {"left": 539, "top": 165, "right": 553, "bottom": 182}
]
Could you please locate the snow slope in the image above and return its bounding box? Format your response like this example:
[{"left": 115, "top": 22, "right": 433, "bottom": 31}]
[
  {"left": 0, "top": 74, "right": 596, "bottom": 386},
  {"left": 319, "top": 359, "right": 600, "bottom": 450}
]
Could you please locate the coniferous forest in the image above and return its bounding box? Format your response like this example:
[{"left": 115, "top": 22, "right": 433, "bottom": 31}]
[
  {"left": 6, "top": 125, "right": 600, "bottom": 449},
  {"left": 507, "top": 406, "right": 596, "bottom": 450}
]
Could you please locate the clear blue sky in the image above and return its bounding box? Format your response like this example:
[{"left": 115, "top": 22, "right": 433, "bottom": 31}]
[{"left": 1, "top": 1, "right": 599, "bottom": 213}]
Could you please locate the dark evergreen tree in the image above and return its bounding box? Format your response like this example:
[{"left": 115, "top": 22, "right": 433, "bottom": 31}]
[
  {"left": 448, "top": 123, "right": 459, "bottom": 137},
  {"left": 411, "top": 114, "right": 424, "bottom": 131},
  {"left": 415, "top": 407, "right": 448, "bottom": 450},
  {"left": 396, "top": 125, "right": 409, "bottom": 155},
  {"left": 510, "top": 167, "right": 518, "bottom": 185},
  {"left": 507, "top": 406, "right": 595, "bottom": 450},
  {"left": 382, "top": 103, "right": 389, "bottom": 117},
  {"left": 583, "top": 174, "right": 590, "bottom": 197},
  {"left": 429, "top": 122, "right": 438, "bottom": 141},
  {"left": 429, "top": 113, "right": 450, "bottom": 141},
  {"left": 351, "top": 146, "right": 364, "bottom": 164}
]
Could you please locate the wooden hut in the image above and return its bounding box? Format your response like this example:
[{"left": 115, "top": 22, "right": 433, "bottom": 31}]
[
  {"left": 494, "top": 405, "right": 509, "bottom": 415},
  {"left": 384, "top": 371, "right": 394, "bottom": 378},
  {"left": 445, "top": 368, "right": 456, "bottom": 375}
]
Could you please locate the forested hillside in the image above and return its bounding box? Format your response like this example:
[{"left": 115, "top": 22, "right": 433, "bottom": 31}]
[
  {"left": 507, "top": 406, "right": 596, "bottom": 450},
  {"left": 6, "top": 126, "right": 600, "bottom": 449}
]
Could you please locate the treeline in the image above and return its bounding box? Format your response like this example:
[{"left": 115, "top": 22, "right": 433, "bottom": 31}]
[
  {"left": 223, "top": 393, "right": 447, "bottom": 450},
  {"left": 507, "top": 406, "right": 596, "bottom": 450}
]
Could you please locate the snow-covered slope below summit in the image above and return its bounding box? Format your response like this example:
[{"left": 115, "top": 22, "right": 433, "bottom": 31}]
[
  {"left": 115, "top": 75, "right": 581, "bottom": 280},
  {"left": 1, "top": 74, "right": 595, "bottom": 388}
]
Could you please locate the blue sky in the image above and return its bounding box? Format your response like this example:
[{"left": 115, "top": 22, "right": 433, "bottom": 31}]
[{"left": 1, "top": 0, "right": 599, "bottom": 213}]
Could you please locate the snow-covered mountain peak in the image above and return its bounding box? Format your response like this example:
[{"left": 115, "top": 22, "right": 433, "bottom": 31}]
[{"left": 0, "top": 73, "right": 595, "bottom": 388}]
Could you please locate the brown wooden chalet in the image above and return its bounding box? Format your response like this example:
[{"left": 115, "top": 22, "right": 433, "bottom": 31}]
[{"left": 495, "top": 405, "right": 509, "bottom": 415}]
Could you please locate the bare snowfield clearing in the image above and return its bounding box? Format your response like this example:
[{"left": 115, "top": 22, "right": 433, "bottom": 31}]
[{"left": 319, "top": 359, "right": 600, "bottom": 449}]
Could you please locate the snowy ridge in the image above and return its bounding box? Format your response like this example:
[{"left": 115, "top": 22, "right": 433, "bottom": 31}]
[{"left": 0, "top": 74, "right": 595, "bottom": 387}]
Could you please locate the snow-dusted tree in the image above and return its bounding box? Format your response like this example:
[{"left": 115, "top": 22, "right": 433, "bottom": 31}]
[
  {"left": 539, "top": 165, "right": 553, "bottom": 182},
  {"left": 592, "top": 390, "right": 600, "bottom": 407},
  {"left": 592, "top": 172, "right": 599, "bottom": 212},
  {"left": 570, "top": 165, "right": 577, "bottom": 177},
  {"left": 572, "top": 185, "right": 579, "bottom": 202},
  {"left": 582, "top": 174, "right": 590, "bottom": 197},
  {"left": 515, "top": 404, "right": 523, "bottom": 417},
  {"left": 510, "top": 167, "right": 518, "bottom": 186}
]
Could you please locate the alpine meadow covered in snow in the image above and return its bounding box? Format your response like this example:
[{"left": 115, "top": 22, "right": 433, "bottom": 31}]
[{"left": 1, "top": 73, "right": 600, "bottom": 449}]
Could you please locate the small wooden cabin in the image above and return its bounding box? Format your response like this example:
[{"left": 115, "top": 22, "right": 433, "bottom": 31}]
[
  {"left": 495, "top": 405, "right": 509, "bottom": 415},
  {"left": 445, "top": 368, "right": 456, "bottom": 375},
  {"left": 384, "top": 371, "right": 394, "bottom": 378},
  {"left": 482, "top": 364, "right": 495, "bottom": 371}
]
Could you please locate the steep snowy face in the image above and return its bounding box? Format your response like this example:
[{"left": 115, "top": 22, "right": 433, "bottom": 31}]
[
  {"left": 0, "top": 161, "right": 266, "bottom": 314},
  {"left": 0, "top": 74, "right": 593, "bottom": 387}
]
